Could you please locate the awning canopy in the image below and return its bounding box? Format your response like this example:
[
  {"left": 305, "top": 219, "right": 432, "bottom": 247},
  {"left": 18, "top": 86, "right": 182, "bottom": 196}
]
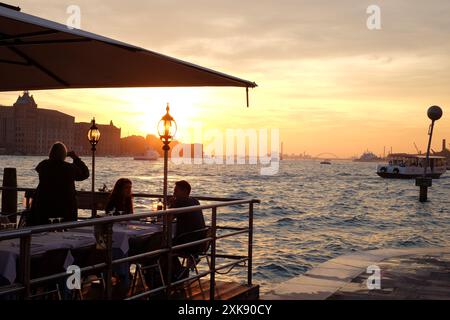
[{"left": 0, "top": 5, "right": 257, "bottom": 96}]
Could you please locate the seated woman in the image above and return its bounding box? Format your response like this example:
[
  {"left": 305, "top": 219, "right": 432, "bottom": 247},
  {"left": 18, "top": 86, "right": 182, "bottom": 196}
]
[
  {"left": 105, "top": 178, "right": 134, "bottom": 215},
  {"left": 104, "top": 178, "right": 134, "bottom": 298}
]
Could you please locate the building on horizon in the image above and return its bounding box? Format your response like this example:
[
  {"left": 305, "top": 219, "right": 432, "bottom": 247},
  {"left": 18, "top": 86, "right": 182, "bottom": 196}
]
[
  {"left": 0, "top": 91, "right": 120, "bottom": 156},
  {"left": 74, "top": 120, "right": 121, "bottom": 156}
]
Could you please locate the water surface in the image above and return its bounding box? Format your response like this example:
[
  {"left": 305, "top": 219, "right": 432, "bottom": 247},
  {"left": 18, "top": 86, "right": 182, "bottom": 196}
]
[{"left": 1, "top": 156, "right": 450, "bottom": 293}]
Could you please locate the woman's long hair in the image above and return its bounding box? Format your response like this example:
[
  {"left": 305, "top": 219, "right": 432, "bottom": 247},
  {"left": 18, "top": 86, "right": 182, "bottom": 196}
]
[{"left": 107, "top": 178, "right": 133, "bottom": 214}]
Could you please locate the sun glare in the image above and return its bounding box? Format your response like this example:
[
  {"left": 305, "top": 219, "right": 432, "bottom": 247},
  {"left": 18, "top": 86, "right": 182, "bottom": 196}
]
[{"left": 110, "top": 88, "right": 207, "bottom": 140}]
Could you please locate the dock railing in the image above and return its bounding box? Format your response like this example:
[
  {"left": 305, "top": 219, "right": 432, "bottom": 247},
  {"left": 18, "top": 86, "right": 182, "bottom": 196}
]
[{"left": 0, "top": 187, "right": 259, "bottom": 300}]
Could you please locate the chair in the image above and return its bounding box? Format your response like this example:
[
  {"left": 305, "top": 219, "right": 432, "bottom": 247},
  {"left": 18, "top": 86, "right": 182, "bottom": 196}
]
[
  {"left": 129, "top": 233, "right": 166, "bottom": 297},
  {"left": 173, "top": 227, "right": 211, "bottom": 296},
  {"left": 0, "top": 211, "right": 23, "bottom": 229},
  {"left": 16, "top": 248, "right": 69, "bottom": 300},
  {"left": 70, "top": 245, "right": 107, "bottom": 300},
  {"left": 14, "top": 209, "right": 32, "bottom": 228}
]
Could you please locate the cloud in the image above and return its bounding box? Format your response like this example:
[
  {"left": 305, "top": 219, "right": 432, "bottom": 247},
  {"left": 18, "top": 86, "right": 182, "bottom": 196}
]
[{"left": 6, "top": 0, "right": 450, "bottom": 156}]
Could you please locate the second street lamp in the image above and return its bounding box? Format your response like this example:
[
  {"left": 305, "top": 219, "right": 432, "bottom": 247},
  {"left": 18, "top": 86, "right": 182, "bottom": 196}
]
[
  {"left": 87, "top": 118, "right": 101, "bottom": 217},
  {"left": 158, "top": 103, "right": 177, "bottom": 210}
]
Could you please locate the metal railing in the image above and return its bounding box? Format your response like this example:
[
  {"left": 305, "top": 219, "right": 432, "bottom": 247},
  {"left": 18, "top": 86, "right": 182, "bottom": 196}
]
[{"left": 0, "top": 187, "right": 259, "bottom": 300}]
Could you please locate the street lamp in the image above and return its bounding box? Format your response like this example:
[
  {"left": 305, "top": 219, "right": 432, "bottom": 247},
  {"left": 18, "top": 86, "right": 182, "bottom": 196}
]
[
  {"left": 158, "top": 103, "right": 177, "bottom": 210},
  {"left": 87, "top": 118, "right": 101, "bottom": 216},
  {"left": 415, "top": 105, "right": 443, "bottom": 202}
]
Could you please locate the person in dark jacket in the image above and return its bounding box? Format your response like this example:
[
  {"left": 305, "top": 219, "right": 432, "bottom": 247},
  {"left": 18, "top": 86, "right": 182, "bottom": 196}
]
[
  {"left": 29, "top": 142, "right": 89, "bottom": 226},
  {"left": 169, "top": 180, "right": 205, "bottom": 240},
  {"left": 163, "top": 180, "right": 206, "bottom": 281}
]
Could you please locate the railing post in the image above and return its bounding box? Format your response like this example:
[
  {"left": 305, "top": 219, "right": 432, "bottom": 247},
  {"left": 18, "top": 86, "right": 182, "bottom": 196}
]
[
  {"left": 247, "top": 202, "right": 254, "bottom": 286},
  {"left": 166, "top": 210, "right": 173, "bottom": 298},
  {"left": 1, "top": 168, "right": 17, "bottom": 222},
  {"left": 210, "top": 207, "right": 217, "bottom": 300},
  {"left": 104, "top": 223, "right": 113, "bottom": 299},
  {"left": 25, "top": 190, "right": 34, "bottom": 210},
  {"left": 19, "top": 234, "right": 31, "bottom": 299}
]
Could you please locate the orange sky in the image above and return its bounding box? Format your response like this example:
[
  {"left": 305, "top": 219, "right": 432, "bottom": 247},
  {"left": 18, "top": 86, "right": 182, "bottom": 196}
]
[{"left": 1, "top": 0, "right": 450, "bottom": 157}]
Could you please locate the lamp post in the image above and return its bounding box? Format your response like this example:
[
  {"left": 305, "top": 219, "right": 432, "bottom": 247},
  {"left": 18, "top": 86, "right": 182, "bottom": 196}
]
[
  {"left": 415, "top": 106, "right": 443, "bottom": 202},
  {"left": 87, "top": 118, "right": 101, "bottom": 217},
  {"left": 158, "top": 103, "right": 177, "bottom": 210}
]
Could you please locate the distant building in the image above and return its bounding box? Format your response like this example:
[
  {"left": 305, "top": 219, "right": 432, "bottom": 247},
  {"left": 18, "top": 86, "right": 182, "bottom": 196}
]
[
  {"left": 0, "top": 104, "right": 14, "bottom": 154},
  {"left": 433, "top": 139, "right": 450, "bottom": 169},
  {"left": 0, "top": 91, "right": 120, "bottom": 156},
  {"left": 74, "top": 121, "right": 121, "bottom": 156},
  {"left": 120, "top": 135, "right": 148, "bottom": 156},
  {"left": 0, "top": 91, "right": 74, "bottom": 155}
]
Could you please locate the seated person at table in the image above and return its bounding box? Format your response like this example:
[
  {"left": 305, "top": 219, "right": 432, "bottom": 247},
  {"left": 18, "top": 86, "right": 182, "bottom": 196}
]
[
  {"left": 145, "top": 181, "right": 206, "bottom": 286},
  {"left": 105, "top": 178, "right": 134, "bottom": 215},
  {"left": 167, "top": 181, "right": 206, "bottom": 280},
  {"left": 169, "top": 180, "right": 205, "bottom": 241},
  {"left": 29, "top": 142, "right": 89, "bottom": 226}
]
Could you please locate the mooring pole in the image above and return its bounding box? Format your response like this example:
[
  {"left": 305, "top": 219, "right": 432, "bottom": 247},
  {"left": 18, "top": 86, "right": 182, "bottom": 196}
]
[
  {"left": 1, "top": 168, "right": 17, "bottom": 222},
  {"left": 415, "top": 106, "right": 443, "bottom": 202}
]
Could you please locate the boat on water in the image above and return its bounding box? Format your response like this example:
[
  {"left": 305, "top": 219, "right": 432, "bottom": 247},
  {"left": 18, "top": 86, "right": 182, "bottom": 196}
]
[
  {"left": 320, "top": 159, "right": 331, "bottom": 165},
  {"left": 353, "top": 151, "right": 382, "bottom": 162},
  {"left": 133, "top": 149, "right": 159, "bottom": 161},
  {"left": 432, "top": 139, "right": 450, "bottom": 170},
  {"left": 376, "top": 154, "right": 447, "bottom": 179}
]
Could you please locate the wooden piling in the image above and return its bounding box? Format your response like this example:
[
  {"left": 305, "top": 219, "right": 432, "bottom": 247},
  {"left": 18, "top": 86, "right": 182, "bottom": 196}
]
[
  {"left": 1, "top": 168, "right": 18, "bottom": 221},
  {"left": 416, "top": 177, "right": 432, "bottom": 203}
]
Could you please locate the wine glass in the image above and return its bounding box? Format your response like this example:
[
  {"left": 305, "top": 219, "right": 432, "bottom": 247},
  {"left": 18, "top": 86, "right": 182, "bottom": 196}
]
[
  {"left": 48, "top": 218, "right": 56, "bottom": 231},
  {"left": 56, "top": 217, "right": 63, "bottom": 232}
]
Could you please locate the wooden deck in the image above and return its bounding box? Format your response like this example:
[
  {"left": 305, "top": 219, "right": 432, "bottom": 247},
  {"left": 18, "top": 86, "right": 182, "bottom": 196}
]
[
  {"left": 176, "top": 280, "right": 259, "bottom": 300},
  {"left": 78, "top": 278, "right": 259, "bottom": 300}
]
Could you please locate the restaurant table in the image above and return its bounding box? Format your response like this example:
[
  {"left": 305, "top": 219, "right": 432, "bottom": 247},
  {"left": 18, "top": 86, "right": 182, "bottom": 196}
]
[
  {"left": 72, "top": 221, "right": 174, "bottom": 256},
  {"left": 71, "top": 220, "right": 173, "bottom": 297},
  {"left": 0, "top": 221, "right": 174, "bottom": 287},
  {"left": 0, "top": 231, "right": 95, "bottom": 285}
]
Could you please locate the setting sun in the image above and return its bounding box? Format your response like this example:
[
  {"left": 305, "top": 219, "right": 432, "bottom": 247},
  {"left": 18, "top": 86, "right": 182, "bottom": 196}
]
[{"left": 108, "top": 88, "right": 206, "bottom": 140}]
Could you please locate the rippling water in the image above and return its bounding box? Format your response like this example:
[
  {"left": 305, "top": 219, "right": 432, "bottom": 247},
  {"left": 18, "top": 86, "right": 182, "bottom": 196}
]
[{"left": 1, "top": 156, "right": 450, "bottom": 293}]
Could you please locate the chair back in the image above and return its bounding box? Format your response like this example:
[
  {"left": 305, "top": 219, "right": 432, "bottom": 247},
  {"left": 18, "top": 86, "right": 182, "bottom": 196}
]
[
  {"left": 17, "top": 210, "right": 31, "bottom": 228},
  {"left": 128, "top": 232, "right": 164, "bottom": 263},
  {"left": 174, "top": 227, "right": 211, "bottom": 255},
  {"left": 71, "top": 245, "right": 106, "bottom": 268},
  {"left": 15, "top": 248, "right": 69, "bottom": 282}
]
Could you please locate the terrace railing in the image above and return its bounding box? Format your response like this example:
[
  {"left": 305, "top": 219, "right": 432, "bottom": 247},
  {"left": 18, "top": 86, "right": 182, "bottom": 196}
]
[{"left": 0, "top": 187, "right": 259, "bottom": 300}]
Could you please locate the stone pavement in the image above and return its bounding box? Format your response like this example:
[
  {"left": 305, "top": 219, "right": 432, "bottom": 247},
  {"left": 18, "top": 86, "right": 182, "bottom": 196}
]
[{"left": 262, "top": 247, "right": 450, "bottom": 300}]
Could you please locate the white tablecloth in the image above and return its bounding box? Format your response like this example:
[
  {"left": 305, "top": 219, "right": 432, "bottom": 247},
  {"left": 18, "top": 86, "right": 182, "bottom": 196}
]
[
  {"left": 0, "top": 221, "right": 172, "bottom": 285},
  {"left": 72, "top": 221, "right": 167, "bottom": 255},
  {"left": 0, "top": 232, "right": 95, "bottom": 285}
]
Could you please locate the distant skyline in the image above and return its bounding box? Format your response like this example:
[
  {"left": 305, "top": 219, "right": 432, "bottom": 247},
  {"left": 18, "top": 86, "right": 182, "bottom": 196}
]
[{"left": 1, "top": 0, "right": 449, "bottom": 157}]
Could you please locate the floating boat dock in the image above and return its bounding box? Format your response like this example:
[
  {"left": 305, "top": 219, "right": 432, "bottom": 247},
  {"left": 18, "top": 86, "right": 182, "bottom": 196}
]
[{"left": 263, "top": 247, "right": 450, "bottom": 300}]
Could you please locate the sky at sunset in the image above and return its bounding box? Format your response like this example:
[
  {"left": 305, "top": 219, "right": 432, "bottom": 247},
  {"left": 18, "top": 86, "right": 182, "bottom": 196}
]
[{"left": 1, "top": 0, "right": 450, "bottom": 157}]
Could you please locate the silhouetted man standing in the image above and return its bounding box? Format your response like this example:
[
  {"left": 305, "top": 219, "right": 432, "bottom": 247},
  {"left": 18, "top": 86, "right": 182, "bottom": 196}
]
[{"left": 30, "top": 142, "right": 89, "bottom": 226}]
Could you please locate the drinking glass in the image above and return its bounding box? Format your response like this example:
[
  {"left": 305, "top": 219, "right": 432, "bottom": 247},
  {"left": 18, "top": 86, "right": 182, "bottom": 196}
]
[{"left": 56, "top": 217, "right": 64, "bottom": 232}]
